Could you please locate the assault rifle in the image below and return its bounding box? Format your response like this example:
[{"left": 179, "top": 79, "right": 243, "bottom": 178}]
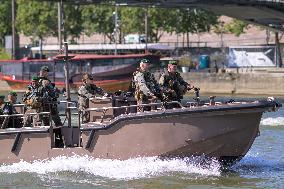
[{"left": 148, "top": 83, "right": 164, "bottom": 101}]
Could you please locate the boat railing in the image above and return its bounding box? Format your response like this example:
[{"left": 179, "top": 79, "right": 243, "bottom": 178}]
[
  {"left": 82, "top": 101, "right": 184, "bottom": 123},
  {"left": 0, "top": 111, "right": 51, "bottom": 129},
  {"left": 9, "top": 99, "right": 183, "bottom": 126}
]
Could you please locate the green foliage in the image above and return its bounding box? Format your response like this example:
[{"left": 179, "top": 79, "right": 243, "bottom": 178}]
[
  {"left": 213, "top": 21, "right": 227, "bottom": 35},
  {"left": 63, "top": 4, "right": 83, "bottom": 42},
  {"left": 81, "top": 5, "right": 115, "bottom": 41},
  {"left": 225, "top": 19, "right": 248, "bottom": 36},
  {"left": 121, "top": 7, "right": 174, "bottom": 42},
  {"left": 147, "top": 8, "right": 175, "bottom": 42},
  {"left": 0, "top": 48, "right": 11, "bottom": 60},
  {"left": 0, "top": 2, "right": 227, "bottom": 47},
  {"left": 120, "top": 7, "right": 144, "bottom": 35},
  {"left": 0, "top": 0, "right": 12, "bottom": 47},
  {"left": 171, "top": 9, "right": 218, "bottom": 34},
  {"left": 213, "top": 19, "right": 248, "bottom": 36},
  {"left": 81, "top": 6, "right": 217, "bottom": 43},
  {"left": 16, "top": 0, "right": 57, "bottom": 40}
]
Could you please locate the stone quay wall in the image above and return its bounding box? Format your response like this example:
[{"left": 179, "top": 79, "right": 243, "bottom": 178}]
[
  {"left": 180, "top": 69, "right": 284, "bottom": 96},
  {"left": 1, "top": 68, "right": 284, "bottom": 96}
]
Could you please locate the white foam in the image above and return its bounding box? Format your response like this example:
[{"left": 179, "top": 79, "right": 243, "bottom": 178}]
[
  {"left": 0, "top": 155, "right": 221, "bottom": 180},
  {"left": 260, "top": 117, "right": 284, "bottom": 126}
]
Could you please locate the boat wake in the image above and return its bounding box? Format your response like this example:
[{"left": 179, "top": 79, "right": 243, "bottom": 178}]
[
  {"left": 260, "top": 116, "right": 284, "bottom": 126},
  {"left": 0, "top": 155, "right": 221, "bottom": 180}
]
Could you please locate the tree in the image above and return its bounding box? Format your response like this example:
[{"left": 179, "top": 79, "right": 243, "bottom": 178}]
[
  {"left": 121, "top": 7, "right": 176, "bottom": 43},
  {"left": 16, "top": 0, "right": 57, "bottom": 43},
  {"left": 0, "top": 0, "right": 12, "bottom": 47},
  {"left": 225, "top": 19, "right": 248, "bottom": 37},
  {"left": 168, "top": 8, "right": 218, "bottom": 47},
  {"left": 213, "top": 18, "right": 248, "bottom": 49},
  {"left": 81, "top": 5, "right": 115, "bottom": 42},
  {"left": 62, "top": 4, "right": 83, "bottom": 43},
  {"left": 213, "top": 21, "right": 227, "bottom": 49}
]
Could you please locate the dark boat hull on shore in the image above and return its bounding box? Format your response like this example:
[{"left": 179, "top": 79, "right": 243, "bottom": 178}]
[
  {"left": 0, "top": 54, "right": 159, "bottom": 92},
  {"left": 0, "top": 99, "right": 279, "bottom": 165}
]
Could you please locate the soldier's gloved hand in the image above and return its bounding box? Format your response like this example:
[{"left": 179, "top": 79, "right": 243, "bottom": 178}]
[
  {"left": 150, "top": 95, "right": 158, "bottom": 102},
  {"left": 103, "top": 93, "right": 110, "bottom": 98},
  {"left": 187, "top": 85, "right": 194, "bottom": 91}
]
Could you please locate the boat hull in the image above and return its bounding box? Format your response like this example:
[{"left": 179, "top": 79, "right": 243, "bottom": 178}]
[
  {"left": 80, "top": 109, "right": 261, "bottom": 160},
  {"left": 0, "top": 102, "right": 268, "bottom": 165},
  {"left": 3, "top": 77, "right": 131, "bottom": 92}
]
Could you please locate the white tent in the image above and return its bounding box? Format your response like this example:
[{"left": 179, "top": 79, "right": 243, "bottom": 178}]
[{"left": 228, "top": 46, "right": 276, "bottom": 67}]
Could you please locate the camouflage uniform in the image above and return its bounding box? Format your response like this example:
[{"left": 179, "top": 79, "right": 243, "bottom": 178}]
[
  {"left": 0, "top": 96, "right": 5, "bottom": 128},
  {"left": 78, "top": 82, "right": 106, "bottom": 123},
  {"left": 22, "top": 78, "right": 42, "bottom": 127},
  {"left": 39, "top": 78, "right": 62, "bottom": 126},
  {"left": 1, "top": 92, "right": 22, "bottom": 129},
  {"left": 133, "top": 69, "right": 161, "bottom": 111},
  {"left": 37, "top": 66, "right": 62, "bottom": 127},
  {"left": 159, "top": 70, "right": 189, "bottom": 102},
  {"left": 38, "top": 67, "right": 64, "bottom": 146}
]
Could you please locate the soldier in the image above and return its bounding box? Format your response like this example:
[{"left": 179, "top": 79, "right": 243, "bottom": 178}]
[
  {"left": 159, "top": 60, "right": 193, "bottom": 106},
  {"left": 1, "top": 92, "right": 22, "bottom": 129},
  {"left": 22, "top": 76, "right": 42, "bottom": 127},
  {"left": 0, "top": 95, "right": 5, "bottom": 127},
  {"left": 35, "top": 69, "right": 64, "bottom": 146},
  {"left": 78, "top": 73, "right": 108, "bottom": 123},
  {"left": 0, "top": 95, "right": 5, "bottom": 114},
  {"left": 38, "top": 66, "right": 63, "bottom": 127},
  {"left": 132, "top": 58, "right": 162, "bottom": 111},
  {"left": 38, "top": 66, "right": 51, "bottom": 87}
]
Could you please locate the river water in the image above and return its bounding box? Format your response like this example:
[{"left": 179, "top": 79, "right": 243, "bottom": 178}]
[{"left": 0, "top": 96, "right": 283, "bottom": 189}]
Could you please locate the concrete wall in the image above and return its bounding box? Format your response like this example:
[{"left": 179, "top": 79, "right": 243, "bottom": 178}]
[{"left": 181, "top": 69, "right": 284, "bottom": 96}]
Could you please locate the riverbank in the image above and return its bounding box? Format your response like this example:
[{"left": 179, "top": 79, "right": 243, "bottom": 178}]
[
  {"left": 1, "top": 67, "right": 284, "bottom": 96},
  {"left": 180, "top": 67, "right": 284, "bottom": 96}
]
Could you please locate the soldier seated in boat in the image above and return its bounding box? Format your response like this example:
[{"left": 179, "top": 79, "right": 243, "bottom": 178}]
[
  {"left": 132, "top": 58, "right": 162, "bottom": 111},
  {"left": 159, "top": 60, "right": 193, "bottom": 107},
  {"left": 1, "top": 91, "right": 22, "bottom": 129},
  {"left": 78, "top": 73, "right": 109, "bottom": 123},
  {"left": 22, "top": 76, "right": 42, "bottom": 127}
]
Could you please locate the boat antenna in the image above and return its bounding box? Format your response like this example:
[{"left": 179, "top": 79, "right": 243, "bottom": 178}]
[{"left": 63, "top": 42, "right": 72, "bottom": 128}]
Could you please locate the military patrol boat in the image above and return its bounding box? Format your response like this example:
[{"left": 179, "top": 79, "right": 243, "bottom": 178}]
[{"left": 0, "top": 43, "right": 281, "bottom": 165}]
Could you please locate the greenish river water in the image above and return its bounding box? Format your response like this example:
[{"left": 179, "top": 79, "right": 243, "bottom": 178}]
[{"left": 0, "top": 95, "right": 283, "bottom": 189}]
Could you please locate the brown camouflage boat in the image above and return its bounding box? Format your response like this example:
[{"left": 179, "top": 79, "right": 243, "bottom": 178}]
[{"left": 0, "top": 95, "right": 281, "bottom": 165}]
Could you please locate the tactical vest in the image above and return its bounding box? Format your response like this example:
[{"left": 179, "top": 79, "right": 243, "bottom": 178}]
[
  {"left": 23, "top": 86, "right": 42, "bottom": 109},
  {"left": 133, "top": 70, "right": 159, "bottom": 101},
  {"left": 162, "top": 71, "right": 186, "bottom": 100}
]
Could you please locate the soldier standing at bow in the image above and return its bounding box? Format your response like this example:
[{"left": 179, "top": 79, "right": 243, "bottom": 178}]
[
  {"left": 132, "top": 59, "right": 162, "bottom": 111},
  {"left": 159, "top": 60, "right": 194, "bottom": 106},
  {"left": 38, "top": 66, "right": 63, "bottom": 127},
  {"left": 78, "top": 73, "right": 108, "bottom": 123}
]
